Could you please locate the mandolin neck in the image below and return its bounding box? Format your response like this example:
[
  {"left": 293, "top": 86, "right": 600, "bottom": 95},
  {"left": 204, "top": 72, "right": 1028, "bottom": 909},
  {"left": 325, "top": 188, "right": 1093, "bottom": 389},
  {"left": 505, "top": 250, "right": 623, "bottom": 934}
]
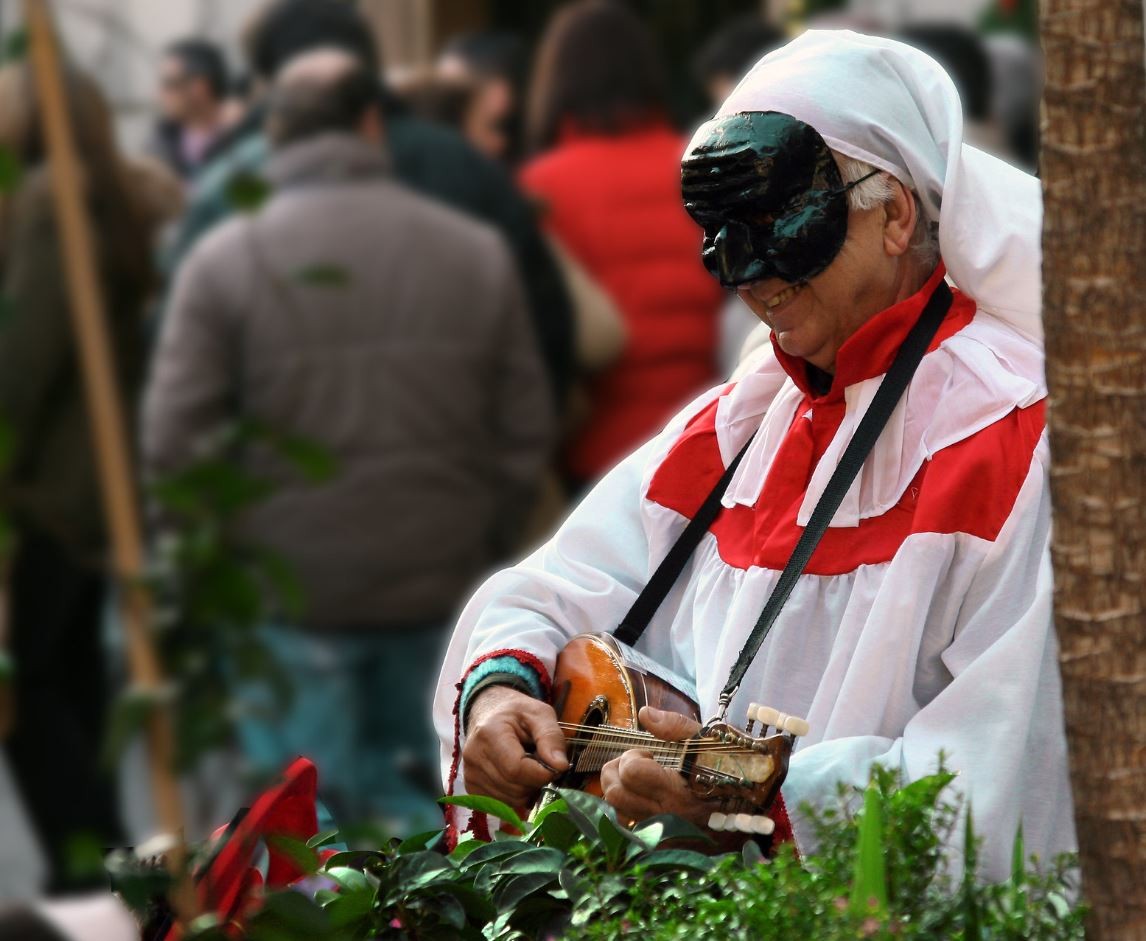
[{"left": 558, "top": 722, "right": 688, "bottom": 774}]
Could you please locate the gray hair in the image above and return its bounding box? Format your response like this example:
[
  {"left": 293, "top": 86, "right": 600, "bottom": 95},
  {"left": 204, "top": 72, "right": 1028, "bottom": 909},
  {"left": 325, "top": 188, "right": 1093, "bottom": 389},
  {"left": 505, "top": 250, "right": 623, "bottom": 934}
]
[{"left": 836, "top": 153, "right": 940, "bottom": 269}]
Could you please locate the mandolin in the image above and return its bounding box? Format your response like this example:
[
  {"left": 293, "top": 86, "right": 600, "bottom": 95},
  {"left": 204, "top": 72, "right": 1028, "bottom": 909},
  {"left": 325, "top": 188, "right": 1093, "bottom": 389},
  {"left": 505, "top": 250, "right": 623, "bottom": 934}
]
[{"left": 535, "top": 632, "right": 808, "bottom": 836}]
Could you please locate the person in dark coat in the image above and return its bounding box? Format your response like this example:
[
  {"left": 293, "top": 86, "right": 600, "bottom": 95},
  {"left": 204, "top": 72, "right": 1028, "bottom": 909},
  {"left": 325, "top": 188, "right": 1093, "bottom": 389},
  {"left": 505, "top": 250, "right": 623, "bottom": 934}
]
[
  {"left": 148, "top": 38, "right": 233, "bottom": 180},
  {"left": 162, "top": 0, "right": 574, "bottom": 413},
  {"left": 144, "top": 49, "right": 555, "bottom": 830},
  {"left": 0, "top": 62, "right": 157, "bottom": 894}
]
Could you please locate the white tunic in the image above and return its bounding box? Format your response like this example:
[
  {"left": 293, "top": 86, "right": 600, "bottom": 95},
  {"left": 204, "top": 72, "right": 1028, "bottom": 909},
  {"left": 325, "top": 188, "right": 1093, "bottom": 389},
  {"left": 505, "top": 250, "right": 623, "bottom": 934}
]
[{"left": 434, "top": 272, "right": 1076, "bottom": 879}]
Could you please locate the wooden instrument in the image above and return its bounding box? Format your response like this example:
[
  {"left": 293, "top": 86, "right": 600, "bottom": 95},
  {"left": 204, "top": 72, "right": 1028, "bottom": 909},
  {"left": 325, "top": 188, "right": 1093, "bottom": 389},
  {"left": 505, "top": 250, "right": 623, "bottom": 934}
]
[{"left": 538, "top": 632, "right": 809, "bottom": 836}]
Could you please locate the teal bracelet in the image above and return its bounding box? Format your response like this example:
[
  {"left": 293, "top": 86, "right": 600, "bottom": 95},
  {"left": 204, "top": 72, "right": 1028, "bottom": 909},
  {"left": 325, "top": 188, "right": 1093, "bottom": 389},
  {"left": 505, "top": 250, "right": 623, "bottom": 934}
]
[{"left": 460, "top": 655, "right": 544, "bottom": 723}]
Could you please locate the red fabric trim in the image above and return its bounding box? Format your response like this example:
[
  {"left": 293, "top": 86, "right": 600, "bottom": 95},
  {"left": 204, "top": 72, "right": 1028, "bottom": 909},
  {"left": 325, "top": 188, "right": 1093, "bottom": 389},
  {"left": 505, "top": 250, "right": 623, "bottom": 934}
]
[
  {"left": 770, "top": 792, "right": 797, "bottom": 859},
  {"left": 444, "top": 649, "right": 554, "bottom": 848},
  {"left": 647, "top": 373, "right": 1045, "bottom": 575}
]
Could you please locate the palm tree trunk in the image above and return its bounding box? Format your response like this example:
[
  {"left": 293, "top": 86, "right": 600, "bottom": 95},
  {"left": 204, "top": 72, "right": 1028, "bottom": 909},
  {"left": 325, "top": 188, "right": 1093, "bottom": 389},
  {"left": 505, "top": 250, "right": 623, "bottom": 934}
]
[{"left": 1042, "top": 0, "right": 1146, "bottom": 936}]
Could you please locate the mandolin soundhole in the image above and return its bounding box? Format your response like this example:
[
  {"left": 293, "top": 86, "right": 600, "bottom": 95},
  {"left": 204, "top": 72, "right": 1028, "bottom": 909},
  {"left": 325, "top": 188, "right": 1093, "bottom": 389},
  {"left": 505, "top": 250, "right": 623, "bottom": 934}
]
[
  {"left": 581, "top": 695, "right": 610, "bottom": 729},
  {"left": 549, "top": 695, "right": 610, "bottom": 791}
]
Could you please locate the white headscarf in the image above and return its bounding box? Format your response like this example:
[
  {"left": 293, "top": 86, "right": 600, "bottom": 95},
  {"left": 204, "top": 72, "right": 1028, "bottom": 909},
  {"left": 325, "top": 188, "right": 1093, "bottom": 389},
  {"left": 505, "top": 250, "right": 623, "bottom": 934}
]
[{"left": 716, "top": 29, "right": 1042, "bottom": 343}]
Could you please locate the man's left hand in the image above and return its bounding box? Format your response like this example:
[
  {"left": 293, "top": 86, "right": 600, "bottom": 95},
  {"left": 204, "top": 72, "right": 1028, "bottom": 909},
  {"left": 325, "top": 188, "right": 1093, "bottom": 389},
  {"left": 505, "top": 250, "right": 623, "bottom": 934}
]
[{"left": 598, "top": 706, "right": 715, "bottom": 827}]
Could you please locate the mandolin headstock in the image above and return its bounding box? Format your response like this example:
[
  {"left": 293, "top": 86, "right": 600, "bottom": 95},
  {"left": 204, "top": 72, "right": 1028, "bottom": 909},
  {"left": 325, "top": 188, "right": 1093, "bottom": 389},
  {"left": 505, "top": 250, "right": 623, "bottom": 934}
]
[{"left": 682, "top": 704, "right": 810, "bottom": 836}]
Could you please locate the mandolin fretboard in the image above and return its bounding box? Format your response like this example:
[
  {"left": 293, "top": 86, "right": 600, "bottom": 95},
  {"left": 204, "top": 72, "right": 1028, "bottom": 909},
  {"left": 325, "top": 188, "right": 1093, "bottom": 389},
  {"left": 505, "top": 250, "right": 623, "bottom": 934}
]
[{"left": 566, "top": 725, "right": 688, "bottom": 774}]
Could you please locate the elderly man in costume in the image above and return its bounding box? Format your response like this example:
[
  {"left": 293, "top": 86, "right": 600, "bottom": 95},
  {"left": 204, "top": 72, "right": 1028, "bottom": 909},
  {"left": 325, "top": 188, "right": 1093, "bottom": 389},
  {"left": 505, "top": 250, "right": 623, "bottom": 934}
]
[{"left": 434, "top": 31, "right": 1076, "bottom": 878}]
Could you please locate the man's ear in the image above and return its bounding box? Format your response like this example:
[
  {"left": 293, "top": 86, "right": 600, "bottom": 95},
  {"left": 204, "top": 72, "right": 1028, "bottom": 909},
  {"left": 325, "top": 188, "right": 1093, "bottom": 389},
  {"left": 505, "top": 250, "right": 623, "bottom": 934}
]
[{"left": 882, "top": 178, "right": 916, "bottom": 258}]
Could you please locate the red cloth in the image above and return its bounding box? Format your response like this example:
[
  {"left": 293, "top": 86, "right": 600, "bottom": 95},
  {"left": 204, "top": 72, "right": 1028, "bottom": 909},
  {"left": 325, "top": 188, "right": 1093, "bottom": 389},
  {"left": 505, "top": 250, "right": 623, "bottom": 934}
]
[
  {"left": 164, "top": 758, "right": 324, "bottom": 939},
  {"left": 521, "top": 123, "right": 722, "bottom": 482}
]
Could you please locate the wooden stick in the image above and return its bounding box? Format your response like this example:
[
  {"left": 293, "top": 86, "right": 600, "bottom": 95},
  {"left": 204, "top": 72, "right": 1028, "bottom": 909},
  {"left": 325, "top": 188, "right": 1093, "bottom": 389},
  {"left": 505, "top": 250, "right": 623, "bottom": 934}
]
[{"left": 23, "top": 0, "right": 195, "bottom": 919}]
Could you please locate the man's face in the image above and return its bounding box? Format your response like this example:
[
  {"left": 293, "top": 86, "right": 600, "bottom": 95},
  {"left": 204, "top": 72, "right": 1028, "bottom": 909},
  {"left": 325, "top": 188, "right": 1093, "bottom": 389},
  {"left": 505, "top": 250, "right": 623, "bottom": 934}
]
[
  {"left": 464, "top": 78, "right": 514, "bottom": 162},
  {"left": 736, "top": 206, "right": 891, "bottom": 371},
  {"left": 158, "top": 55, "right": 204, "bottom": 122},
  {"left": 682, "top": 111, "right": 892, "bottom": 372}
]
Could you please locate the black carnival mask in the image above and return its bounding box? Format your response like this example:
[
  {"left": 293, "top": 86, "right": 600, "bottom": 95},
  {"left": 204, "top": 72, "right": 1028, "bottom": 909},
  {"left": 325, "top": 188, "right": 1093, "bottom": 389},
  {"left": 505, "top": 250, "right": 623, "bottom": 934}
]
[{"left": 681, "top": 111, "right": 877, "bottom": 289}]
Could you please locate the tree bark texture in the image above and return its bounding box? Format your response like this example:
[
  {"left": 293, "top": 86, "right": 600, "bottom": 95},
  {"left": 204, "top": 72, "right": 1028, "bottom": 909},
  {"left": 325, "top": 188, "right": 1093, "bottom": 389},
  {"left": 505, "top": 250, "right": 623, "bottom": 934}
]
[{"left": 1042, "top": 0, "right": 1146, "bottom": 937}]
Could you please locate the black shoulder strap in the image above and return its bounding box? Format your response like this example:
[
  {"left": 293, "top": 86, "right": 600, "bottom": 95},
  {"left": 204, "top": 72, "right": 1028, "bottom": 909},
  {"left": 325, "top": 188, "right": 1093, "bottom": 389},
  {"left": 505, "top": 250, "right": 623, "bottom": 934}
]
[
  {"left": 716, "top": 280, "right": 952, "bottom": 712},
  {"left": 614, "top": 432, "right": 755, "bottom": 646},
  {"left": 613, "top": 281, "right": 953, "bottom": 715}
]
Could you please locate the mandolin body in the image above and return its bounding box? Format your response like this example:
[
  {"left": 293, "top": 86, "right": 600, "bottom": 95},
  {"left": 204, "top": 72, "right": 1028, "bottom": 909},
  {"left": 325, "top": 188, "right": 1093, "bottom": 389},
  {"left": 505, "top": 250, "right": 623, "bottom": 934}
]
[
  {"left": 548, "top": 632, "right": 701, "bottom": 796},
  {"left": 537, "top": 633, "right": 798, "bottom": 834}
]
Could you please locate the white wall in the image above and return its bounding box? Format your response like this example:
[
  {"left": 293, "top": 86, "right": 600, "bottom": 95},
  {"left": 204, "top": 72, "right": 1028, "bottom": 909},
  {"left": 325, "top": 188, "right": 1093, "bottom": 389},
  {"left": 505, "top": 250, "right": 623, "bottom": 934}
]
[{"left": 3, "top": 0, "right": 265, "bottom": 153}]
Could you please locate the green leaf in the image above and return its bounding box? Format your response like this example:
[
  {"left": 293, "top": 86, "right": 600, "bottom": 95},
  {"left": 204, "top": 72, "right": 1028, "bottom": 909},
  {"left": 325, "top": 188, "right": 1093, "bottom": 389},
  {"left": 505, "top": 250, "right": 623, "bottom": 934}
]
[
  {"left": 266, "top": 834, "right": 319, "bottom": 876},
  {"left": 226, "top": 171, "right": 271, "bottom": 212},
  {"left": 597, "top": 814, "right": 629, "bottom": 865},
  {"left": 458, "top": 840, "right": 532, "bottom": 870},
  {"left": 0, "top": 148, "right": 21, "bottom": 193},
  {"left": 102, "top": 685, "right": 168, "bottom": 767},
  {"left": 491, "top": 846, "right": 565, "bottom": 875},
  {"left": 526, "top": 794, "right": 568, "bottom": 829},
  {"left": 0, "top": 649, "right": 14, "bottom": 683},
  {"left": 250, "top": 548, "right": 305, "bottom": 621},
  {"left": 636, "top": 849, "right": 716, "bottom": 871},
  {"left": 2, "top": 30, "right": 27, "bottom": 63},
  {"left": 554, "top": 788, "right": 614, "bottom": 845},
  {"left": 492, "top": 871, "right": 559, "bottom": 912},
  {"left": 557, "top": 865, "right": 587, "bottom": 905},
  {"left": 323, "top": 865, "right": 371, "bottom": 892},
  {"left": 850, "top": 783, "right": 888, "bottom": 915},
  {"left": 307, "top": 828, "right": 341, "bottom": 849},
  {"left": 104, "top": 848, "right": 172, "bottom": 913},
  {"left": 632, "top": 814, "right": 713, "bottom": 849},
  {"left": 1011, "top": 823, "right": 1025, "bottom": 887},
  {"left": 248, "top": 891, "right": 330, "bottom": 939},
  {"left": 431, "top": 891, "right": 469, "bottom": 929},
  {"left": 269, "top": 433, "right": 338, "bottom": 482},
  {"left": 399, "top": 829, "right": 445, "bottom": 853},
  {"left": 536, "top": 810, "right": 580, "bottom": 853},
  {"left": 294, "top": 263, "right": 351, "bottom": 287},
  {"left": 323, "top": 887, "right": 374, "bottom": 928},
  {"left": 433, "top": 882, "right": 497, "bottom": 922},
  {"left": 440, "top": 793, "right": 526, "bottom": 833},
  {"left": 390, "top": 850, "right": 456, "bottom": 891},
  {"left": 962, "top": 806, "right": 982, "bottom": 941}
]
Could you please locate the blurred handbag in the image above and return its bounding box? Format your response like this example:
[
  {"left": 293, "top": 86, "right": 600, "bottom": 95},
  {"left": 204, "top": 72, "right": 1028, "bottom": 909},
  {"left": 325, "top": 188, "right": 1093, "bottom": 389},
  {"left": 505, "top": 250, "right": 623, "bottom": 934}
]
[{"left": 547, "top": 236, "right": 627, "bottom": 374}]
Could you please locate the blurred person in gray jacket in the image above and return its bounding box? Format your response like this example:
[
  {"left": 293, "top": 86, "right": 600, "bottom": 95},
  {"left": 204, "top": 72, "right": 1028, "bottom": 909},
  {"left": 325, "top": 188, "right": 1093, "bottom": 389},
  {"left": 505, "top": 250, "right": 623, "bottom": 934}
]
[{"left": 142, "top": 48, "right": 556, "bottom": 830}]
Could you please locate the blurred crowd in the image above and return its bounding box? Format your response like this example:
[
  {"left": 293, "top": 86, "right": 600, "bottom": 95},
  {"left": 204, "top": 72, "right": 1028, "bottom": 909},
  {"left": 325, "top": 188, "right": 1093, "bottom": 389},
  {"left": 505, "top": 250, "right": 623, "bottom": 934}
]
[{"left": 0, "top": 0, "right": 1041, "bottom": 902}]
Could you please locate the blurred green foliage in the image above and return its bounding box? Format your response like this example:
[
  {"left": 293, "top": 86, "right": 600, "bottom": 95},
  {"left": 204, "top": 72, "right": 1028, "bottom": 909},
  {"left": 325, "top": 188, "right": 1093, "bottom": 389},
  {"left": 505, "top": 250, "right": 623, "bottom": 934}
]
[
  {"left": 225, "top": 172, "right": 272, "bottom": 213},
  {"left": 105, "top": 420, "right": 336, "bottom": 771},
  {"left": 112, "top": 763, "right": 1083, "bottom": 940}
]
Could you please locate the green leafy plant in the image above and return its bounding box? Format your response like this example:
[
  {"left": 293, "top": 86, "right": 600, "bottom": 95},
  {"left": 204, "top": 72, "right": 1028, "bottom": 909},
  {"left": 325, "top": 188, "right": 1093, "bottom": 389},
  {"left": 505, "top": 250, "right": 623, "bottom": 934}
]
[
  {"left": 226, "top": 171, "right": 272, "bottom": 213},
  {"left": 113, "top": 765, "right": 1083, "bottom": 940},
  {"left": 106, "top": 420, "right": 336, "bottom": 770}
]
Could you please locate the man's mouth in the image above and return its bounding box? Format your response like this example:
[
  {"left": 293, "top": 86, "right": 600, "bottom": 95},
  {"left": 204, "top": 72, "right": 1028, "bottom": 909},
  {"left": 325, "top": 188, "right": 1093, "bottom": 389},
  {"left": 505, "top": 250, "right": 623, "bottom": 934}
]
[{"left": 765, "top": 282, "right": 806, "bottom": 309}]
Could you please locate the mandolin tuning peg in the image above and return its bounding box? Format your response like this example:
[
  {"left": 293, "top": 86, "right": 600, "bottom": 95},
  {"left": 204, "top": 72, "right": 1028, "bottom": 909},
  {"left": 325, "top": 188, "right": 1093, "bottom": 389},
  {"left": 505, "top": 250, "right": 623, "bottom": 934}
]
[
  {"left": 753, "top": 705, "right": 781, "bottom": 730},
  {"left": 749, "top": 815, "right": 775, "bottom": 836},
  {"left": 709, "top": 812, "right": 775, "bottom": 836},
  {"left": 733, "top": 813, "right": 755, "bottom": 832},
  {"left": 780, "top": 714, "right": 810, "bottom": 737}
]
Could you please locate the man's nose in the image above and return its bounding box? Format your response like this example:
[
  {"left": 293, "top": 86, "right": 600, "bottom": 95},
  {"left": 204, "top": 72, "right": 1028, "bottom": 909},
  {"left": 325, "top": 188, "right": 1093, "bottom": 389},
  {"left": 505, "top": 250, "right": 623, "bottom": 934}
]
[{"left": 712, "top": 224, "right": 770, "bottom": 288}]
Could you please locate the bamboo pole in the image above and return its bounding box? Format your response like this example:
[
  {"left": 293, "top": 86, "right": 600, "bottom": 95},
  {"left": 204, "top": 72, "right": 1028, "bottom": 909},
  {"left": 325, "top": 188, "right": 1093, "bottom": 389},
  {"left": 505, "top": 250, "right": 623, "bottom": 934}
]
[{"left": 23, "top": 0, "right": 194, "bottom": 919}]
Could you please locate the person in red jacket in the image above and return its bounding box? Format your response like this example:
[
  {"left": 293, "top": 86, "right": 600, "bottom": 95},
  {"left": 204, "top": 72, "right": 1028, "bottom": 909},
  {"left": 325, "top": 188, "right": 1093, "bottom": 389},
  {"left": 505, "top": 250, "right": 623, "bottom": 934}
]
[{"left": 521, "top": 0, "right": 722, "bottom": 491}]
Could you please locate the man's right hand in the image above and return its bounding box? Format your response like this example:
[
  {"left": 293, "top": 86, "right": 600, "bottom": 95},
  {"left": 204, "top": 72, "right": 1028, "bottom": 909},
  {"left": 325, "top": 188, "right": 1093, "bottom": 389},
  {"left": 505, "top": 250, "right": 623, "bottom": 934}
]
[{"left": 462, "top": 685, "right": 569, "bottom": 808}]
